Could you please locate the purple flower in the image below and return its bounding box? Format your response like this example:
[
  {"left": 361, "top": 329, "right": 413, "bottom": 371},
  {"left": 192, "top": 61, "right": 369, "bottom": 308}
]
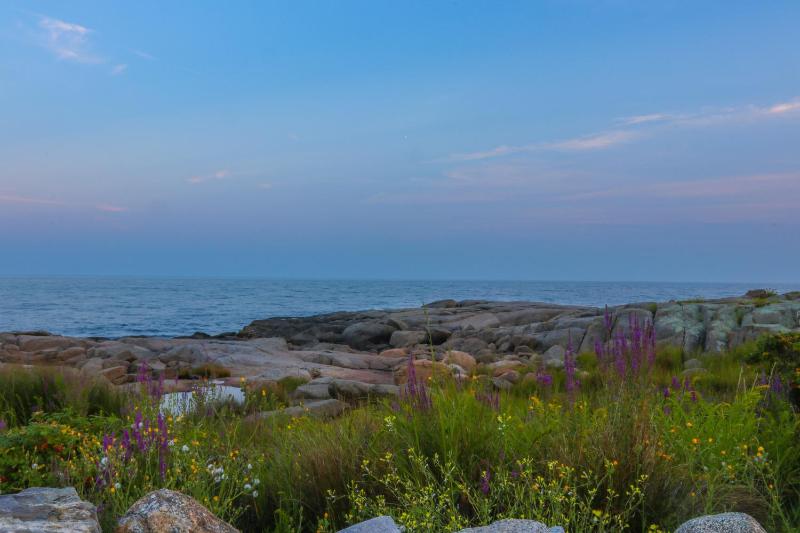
[
  {"left": 475, "top": 390, "right": 500, "bottom": 411},
  {"left": 770, "top": 375, "right": 784, "bottom": 394},
  {"left": 603, "top": 305, "right": 613, "bottom": 334},
  {"left": 662, "top": 387, "right": 670, "bottom": 399},
  {"left": 0, "top": 419, "right": 6, "bottom": 432},
  {"left": 536, "top": 370, "right": 553, "bottom": 387},
  {"left": 564, "top": 335, "right": 579, "bottom": 395},
  {"left": 480, "top": 468, "right": 491, "bottom": 495},
  {"left": 401, "top": 355, "right": 432, "bottom": 411}
]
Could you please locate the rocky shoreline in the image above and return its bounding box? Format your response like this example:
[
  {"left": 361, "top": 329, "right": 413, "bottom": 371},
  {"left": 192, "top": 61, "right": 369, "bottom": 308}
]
[{"left": 0, "top": 290, "right": 798, "bottom": 394}]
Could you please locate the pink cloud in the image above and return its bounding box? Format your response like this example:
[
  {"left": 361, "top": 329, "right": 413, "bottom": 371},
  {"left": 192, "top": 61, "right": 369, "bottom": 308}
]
[
  {"left": 0, "top": 194, "right": 64, "bottom": 206},
  {"left": 187, "top": 169, "right": 232, "bottom": 184},
  {"left": 95, "top": 203, "right": 129, "bottom": 213}
]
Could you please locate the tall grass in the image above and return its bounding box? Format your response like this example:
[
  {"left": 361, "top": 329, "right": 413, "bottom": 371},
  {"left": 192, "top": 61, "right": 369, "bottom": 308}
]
[{"left": 0, "top": 333, "right": 797, "bottom": 532}]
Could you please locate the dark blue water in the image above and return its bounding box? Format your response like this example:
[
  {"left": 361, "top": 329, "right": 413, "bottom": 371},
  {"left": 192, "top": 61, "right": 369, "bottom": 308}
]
[{"left": 0, "top": 278, "right": 798, "bottom": 338}]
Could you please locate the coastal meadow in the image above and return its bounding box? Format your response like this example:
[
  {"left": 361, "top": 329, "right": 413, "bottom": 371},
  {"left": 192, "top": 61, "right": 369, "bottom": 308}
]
[{"left": 0, "top": 329, "right": 798, "bottom": 532}]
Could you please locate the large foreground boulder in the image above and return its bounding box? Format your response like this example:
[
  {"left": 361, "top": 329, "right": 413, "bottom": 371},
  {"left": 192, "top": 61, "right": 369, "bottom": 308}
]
[
  {"left": 457, "top": 519, "right": 564, "bottom": 533},
  {"left": 116, "top": 489, "right": 238, "bottom": 533},
  {"left": 675, "top": 512, "right": 767, "bottom": 533},
  {"left": 0, "top": 487, "right": 100, "bottom": 533}
]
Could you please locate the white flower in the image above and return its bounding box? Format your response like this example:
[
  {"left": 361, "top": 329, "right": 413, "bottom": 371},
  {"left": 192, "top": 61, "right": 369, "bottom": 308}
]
[
  {"left": 114, "top": 483, "right": 121, "bottom": 490},
  {"left": 168, "top": 439, "right": 175, "bottom": 447},
  {"left": 247, "top": 463, "right": 253, "bottom": 470},
  {"left": 181, "top": 445, "right": 190, "bottom": 453},
  {"left": 244, "top": 483, "right": 252, "bottom": 491},
  {"left": 138, "top": 422, "right": 144, "bottom": 429},
  {"left": 252, "top": 490, "right": 258, "bottom": 497},
  {"left": 100, "top": 457, "right": 109, "bottom": 467},
  {"left": 253, "top": 478, "right": 260, "bottom": 486},
  {"left": 31, "top": 463, "right": 38, "bottom": 470}
]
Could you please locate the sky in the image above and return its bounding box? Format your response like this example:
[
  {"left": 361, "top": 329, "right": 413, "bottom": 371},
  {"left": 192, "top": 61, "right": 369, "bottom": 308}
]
[{"left": 0, "top": 1, "right": 799, "bottom": 282}]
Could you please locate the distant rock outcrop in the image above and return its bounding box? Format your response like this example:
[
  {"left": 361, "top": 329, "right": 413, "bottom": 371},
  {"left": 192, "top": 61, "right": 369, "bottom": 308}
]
[
  {"left": 240, "top": 292, "right": 800, "bottom": 355},
  {"left": 1, "top": 292, "right": 797, "bottom": 400}
]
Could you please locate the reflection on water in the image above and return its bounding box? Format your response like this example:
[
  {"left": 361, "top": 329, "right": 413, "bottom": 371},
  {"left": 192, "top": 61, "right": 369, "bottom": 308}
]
[{"left": 160, "top": 381, "right": 245, "bottom": 415}]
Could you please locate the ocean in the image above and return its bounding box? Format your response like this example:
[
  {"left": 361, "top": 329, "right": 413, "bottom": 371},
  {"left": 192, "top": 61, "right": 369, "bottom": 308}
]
[{"left": 0, "top": 278, "right": 798, "bottom": 338}]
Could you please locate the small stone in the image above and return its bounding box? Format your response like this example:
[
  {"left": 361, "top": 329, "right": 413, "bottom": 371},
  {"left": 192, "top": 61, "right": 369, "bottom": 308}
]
[
  {"left": 683, "top": 358, "right": 704, "bottom": 370},
  {"left": 445, "top": 350, "right": 477, "bottom": 372},
  {"left": 100, "top": 365, "right": 128, "bottom": 384},
  {"left": 497, "top": 370, "right": 520, "bottom": 383}
]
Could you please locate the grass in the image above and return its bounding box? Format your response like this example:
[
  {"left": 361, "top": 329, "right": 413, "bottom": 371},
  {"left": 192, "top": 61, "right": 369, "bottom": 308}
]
[{"left": 0, "top": 333, "right": 798, "bottom": 533}]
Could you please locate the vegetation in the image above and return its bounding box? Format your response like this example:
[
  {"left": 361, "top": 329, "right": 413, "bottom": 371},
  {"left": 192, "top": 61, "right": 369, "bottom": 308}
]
[{"left": 0, "top": 332, "right": 798, "bottom": 532}]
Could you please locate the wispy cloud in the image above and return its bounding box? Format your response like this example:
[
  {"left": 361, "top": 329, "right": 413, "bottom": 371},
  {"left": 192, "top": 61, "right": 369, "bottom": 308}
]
[
  {"left": 0, "top": 194, "right": 65, "bottom": 206},
  {"left": 617, "top": 113, "right": 675, "bottom": 126},
  {"left": 767, "top": 100, "right": 800, "bottom": 115},
  {"left": 187, "top": 169, "right": 232, "bottom": 185},
  {"left": 545, "top": 130, "right": 639, "bottom": 151},
  {"left": 131, "top": 49, "right": 157, "bottom": 61},
  {"left": 37, "top": 15, "right": 99, "bottom": 63},
  {"left": 257, "top": 182, "right": 273, "bottom": 190},
  {"left": 0, "top": 194, "right": 128, "bottom": 213},
  {"left": 110, "top": 63, "right": 127, "bottom": 76},
  {"left": 449, "top": 130, "right": 637, "bottom": 162},
  {"left": 450, "top": 97, "right": 800, "bottom": 163},
  {"left": 565, "top": 172, "right": 800, "bottom": 202},
  {"left": 95, "top": 203, "right": 129, "bottom": 213}
]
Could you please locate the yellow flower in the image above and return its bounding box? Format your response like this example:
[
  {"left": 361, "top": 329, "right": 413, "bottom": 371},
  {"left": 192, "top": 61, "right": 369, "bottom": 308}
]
[
  {"left": 592, "top": 509, "right": 603, "bottom": 518},
  {"left": 691, "top": 438, "right": 700, "bottom": 445},
  {"left": 213, "top": 495, "right": 220, "bottom": 502},
  {"left": 685, "top": 421, "right": 693, "bottom": 428}
]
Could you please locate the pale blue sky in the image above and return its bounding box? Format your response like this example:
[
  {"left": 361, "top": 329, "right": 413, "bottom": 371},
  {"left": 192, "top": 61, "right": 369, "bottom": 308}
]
[{"left": 1, "top": 1, "right": 798, "bottom": 281}]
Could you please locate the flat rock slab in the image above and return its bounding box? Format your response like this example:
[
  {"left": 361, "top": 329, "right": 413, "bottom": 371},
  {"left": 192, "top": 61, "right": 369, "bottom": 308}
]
[
  {"left": 252, "top": 399, "right": 349, "bottom": 421},
  {"left": 0, "top": 487, "right": 101, "bottom": 533},
  {"left": 675, "top": 512, "right": 767, "bottom": 533}
]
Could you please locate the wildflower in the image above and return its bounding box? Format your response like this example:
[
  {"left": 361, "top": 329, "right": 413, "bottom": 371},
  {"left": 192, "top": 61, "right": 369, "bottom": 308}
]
[
  {"left": 100, "top": 457, "right": 109, "bottom": 466},
  {"left": 254, "top": 478, "right": 260, "bottom": 485},
  {"left": 244, "top": 483, "right": 252, "bottom": 491},
  {"left": 181, "top": 444, "right": 190, "bottom": 452},
  {"left": 114, "top": 482, "right": 121, "bottom": 490},
  {"left": 247, "top": 463, "right": 253, "bottom": 470},
  {"left": 480, "top": 469, "right": 491, "bottom": 495},
  {"left": 31, "top": 463, "right": 38, "bottom": 470},
  {"left": 252, "top": 490, "right": 259, "bottom": 497},
  {"left": 686, "top": 421, "right": 693, "bottom": 428}
]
